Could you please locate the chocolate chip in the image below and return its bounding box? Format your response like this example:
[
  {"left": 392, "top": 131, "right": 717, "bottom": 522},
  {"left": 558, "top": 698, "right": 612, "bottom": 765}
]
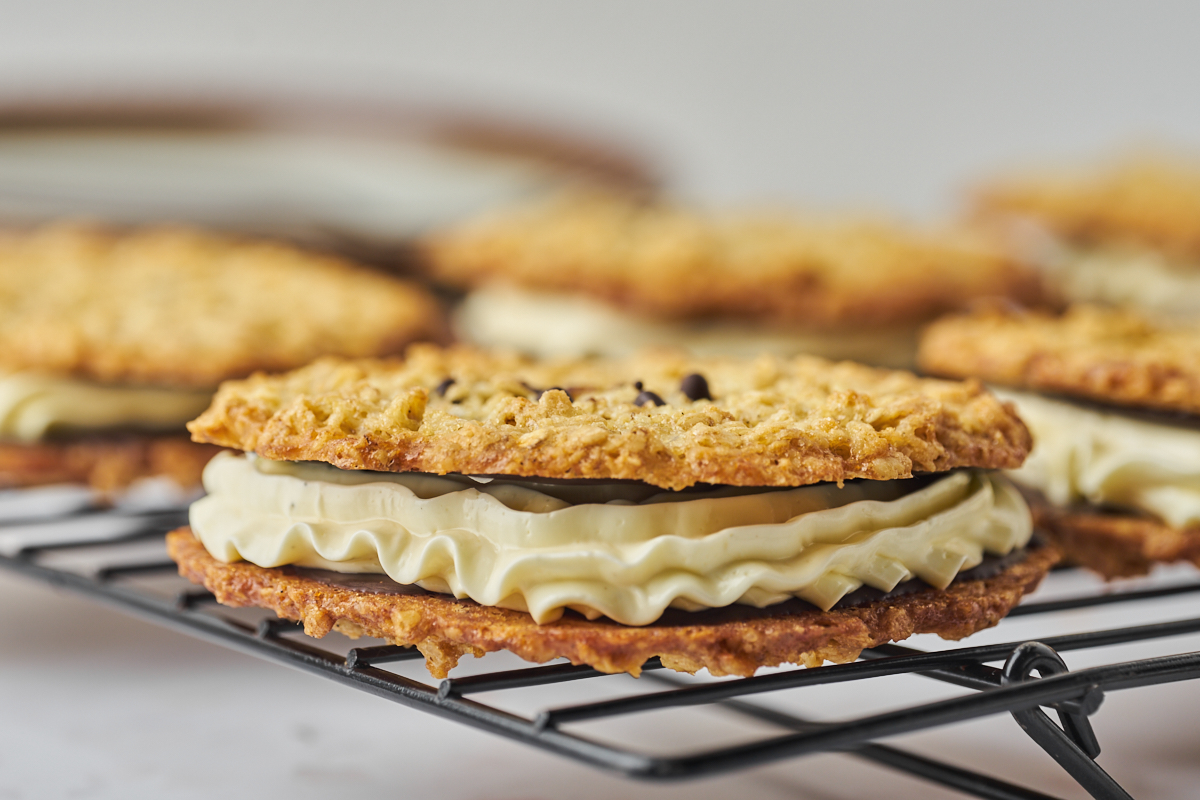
[
  {"left": 634, "top": 381, "right": 644, "bottom": 391},
  {"left": 434, "top": 378, "right": 456, "bottom": 396},
  {"left": 634, "top": 390, "right": 665, "bottom": 407},
  {"left": 680, "top": 373, "right": 711, "bottom": 401}
]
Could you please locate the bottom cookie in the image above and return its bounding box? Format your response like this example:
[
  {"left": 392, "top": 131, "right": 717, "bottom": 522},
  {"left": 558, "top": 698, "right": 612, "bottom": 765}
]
[
  {"left": 1032, "top": 503, "right": 1200, "bottom": 579},
  {"left": 167, "top": 528, "right": 1058, "bottom": 678},
  {"left": 0, "top": 435, "right": 222, "bottom": 494}
]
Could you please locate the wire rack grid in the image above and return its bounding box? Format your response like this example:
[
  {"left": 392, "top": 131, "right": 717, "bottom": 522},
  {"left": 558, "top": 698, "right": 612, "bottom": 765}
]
[{"left": 2, "top": 493, "right": 1199, "bottom": 800}]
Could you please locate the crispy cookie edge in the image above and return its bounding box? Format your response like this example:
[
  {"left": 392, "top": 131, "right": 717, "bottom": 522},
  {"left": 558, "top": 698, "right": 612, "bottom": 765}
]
[{"left": 167, "top": 528, "right": 1057, "bottom": 679}]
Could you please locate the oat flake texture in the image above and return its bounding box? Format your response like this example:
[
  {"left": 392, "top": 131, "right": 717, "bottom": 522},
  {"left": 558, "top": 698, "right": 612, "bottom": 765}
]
[
  {"left": 919, "top": 305, "right": 1200, "bottom": 416},
  {"left": 420, "top": 191, "right": 1045, "bottom": 328},
  {"left": 0, "top": 223, "right": 446, "bottom": 388},
  {"left": 189, "top": 345, "right": 1031, "bottom": 490}
]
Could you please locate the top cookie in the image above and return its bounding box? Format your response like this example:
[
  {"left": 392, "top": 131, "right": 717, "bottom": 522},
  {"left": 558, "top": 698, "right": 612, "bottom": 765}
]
[
  {"left": 918, "top": 305, "right": 1200, "bottom": 416},
  {"left": 0, "top": 224, "right": 446, "bottom": 388},
  {"left": 974, "top": 155, "right": 1200, "bottom": 260},
  {"left": 419, "top": 191, "right": 1044, "bottom": 329},
  {"left": 188, "top": 345, "right": 1031, "bottom": 490}
]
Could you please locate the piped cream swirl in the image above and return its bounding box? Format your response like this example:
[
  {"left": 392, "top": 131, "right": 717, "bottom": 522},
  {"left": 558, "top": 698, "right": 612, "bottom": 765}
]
[
  {"left": 0, "top": 372, "right": 213, "bottom": 441},
  {"left": 191, "top": 453, "right": 1031, "bottom": 625},
  {"left": 1054, "top": 246, "right": 1200, "bottom": 319},
  {"left": 994, "top": 388, "right": 1200, "bottom": 529},
  {"left": 454, "top": 285, "right": 920, "bottom": 367}
]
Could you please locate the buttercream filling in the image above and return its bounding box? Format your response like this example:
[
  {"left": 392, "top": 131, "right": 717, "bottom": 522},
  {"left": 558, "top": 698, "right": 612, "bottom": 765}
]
[
  {"left": 997, "top": 216, "right": 1200, "bottom": 318},
  {"left": 453, "top": 285, "right": 920, "bottom": 368},
  {"left": 994, "top": 388, "right": 1200, "bottom": 529},
  {"left": 1053, "top": 246, "right": 1200, "bottom": 319},
  {"left": 190, "top": 452, "right": 1031, "bottom": 625},
  {"left": 0, "top": 373, "right": 214, "bottom": 442}
]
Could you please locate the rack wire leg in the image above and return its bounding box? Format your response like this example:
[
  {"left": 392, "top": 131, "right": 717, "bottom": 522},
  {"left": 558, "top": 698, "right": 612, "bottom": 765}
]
[{"left": 1003, "top": 642, "right": 1130, "bottom": 800}]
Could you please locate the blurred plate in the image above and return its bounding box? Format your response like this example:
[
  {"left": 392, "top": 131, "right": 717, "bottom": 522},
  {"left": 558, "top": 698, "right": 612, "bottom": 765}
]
[{"left": 0, "top": 100, "right": 656, "bottom": 263}]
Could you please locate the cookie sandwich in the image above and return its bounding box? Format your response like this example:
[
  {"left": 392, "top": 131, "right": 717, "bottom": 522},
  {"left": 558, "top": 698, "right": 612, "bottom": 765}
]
[
  {"left": 920, "top": 304, "right": 1200, "bottom": 577},
  {"left": 169, "top": 345, "right": 1054, "bottom": 678},
  {"left": 0, "top": 223, "right": 445, "bottom": 493},
  {"left": 974, "top": 153, "right": 1200, "bottom": 318},
  {"left": 418, "top": 191, "right": 1045, "bottom": 368}
]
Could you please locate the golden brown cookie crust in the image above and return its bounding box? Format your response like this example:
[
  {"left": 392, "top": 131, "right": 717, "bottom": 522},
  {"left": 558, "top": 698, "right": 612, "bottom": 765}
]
[
  {"left": 167, "top": 528, "right": 1057, "bottom": 679},
  {"left": 974, "top": 155, "right": 1200, "bottom": 259},
  {"left": 0, "top": 223, "right": 447, "bottom": 388},
  {"left": 0, "top": 435, "right": 221, "bottom": 493},
  {"left": 1031, "top": 503, "right": 1200, "bottom": 580},
  {"left": 420, "top": 191, "right": 1045, "bottom": 329},
  {"left": 188, "top": 345, "right": 1032, "bottom": 490},
  {"left": 918, "top": 305, "right": 1200, "bottom": 416}
]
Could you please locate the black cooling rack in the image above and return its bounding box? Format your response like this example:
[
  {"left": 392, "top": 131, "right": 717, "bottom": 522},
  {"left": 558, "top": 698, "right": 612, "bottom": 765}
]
[{"left": 3, "top": 497, "right": 1200, "bottom": 800}]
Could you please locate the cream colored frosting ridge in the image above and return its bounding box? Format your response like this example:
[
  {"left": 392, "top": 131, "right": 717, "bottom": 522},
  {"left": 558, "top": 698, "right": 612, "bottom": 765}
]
[
  {"left": 1000, "top": 216, "right": 1200, "bottom": 318},
  {"left": 1053, "top": 246, "right": 1200, "bottom": 318},
  {"left": 0, "top": 372, "right": 213, "bottom": 441},
  {"left": 454, "top": 285, "right": 919, "bottom": 367},
  {"left": 995, "top": 388, "right": 1200, "bottom": 529},
  {"left": 191, "top": 452, "right": 1031, "bottom": 625}
]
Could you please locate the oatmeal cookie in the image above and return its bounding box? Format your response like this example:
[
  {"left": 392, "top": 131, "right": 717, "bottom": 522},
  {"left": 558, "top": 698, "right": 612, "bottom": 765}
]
[
  {"left": 918, "top": 305, "right": 1200, "bottom": 416},
  {"left": 420, "top": 191, "right": 1045, "bottom": 328},
  {"left": 188, "top": 345, "right": 1032, "bottom": 491},
  {"left": 168, "top": 528, "right": 1056, "bottom": 678},
  {"left": 0, "top": 223, "right": 447, "bottom": 388},
  {"left": 974, "top": 154, "right": 1200, "bottom": 259},
  {"left": 0, "top": 435, "right": 221, "bottom": 493},
  {"left": 1030, "top": 503, "right": 1200, "bottom": 580}
]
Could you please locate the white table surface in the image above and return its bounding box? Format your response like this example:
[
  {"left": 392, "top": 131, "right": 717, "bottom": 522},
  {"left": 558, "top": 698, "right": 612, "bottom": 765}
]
[{"left": 3, "top": 558, "right": 1200, "bottom": 800}]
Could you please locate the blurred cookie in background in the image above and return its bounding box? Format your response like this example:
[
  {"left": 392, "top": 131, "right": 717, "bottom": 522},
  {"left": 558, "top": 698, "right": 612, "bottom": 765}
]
[
  {"left": 973, "top": 152, "right": 1200, "bottom": 319},
  {"left": 919, "top": 303, "right": 1200, "bottom": 578},
  {"left": 0, "top": 223, "right": 446, "bottom": 495},
  {"left": 419, "top": 191, "right": 1047, "bottom": 367}
]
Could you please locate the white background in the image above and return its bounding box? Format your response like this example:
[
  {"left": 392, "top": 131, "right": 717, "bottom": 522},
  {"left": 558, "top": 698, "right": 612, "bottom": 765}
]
[{"left": 1, "top": 2, "right": 1198, "bottom": 214}]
